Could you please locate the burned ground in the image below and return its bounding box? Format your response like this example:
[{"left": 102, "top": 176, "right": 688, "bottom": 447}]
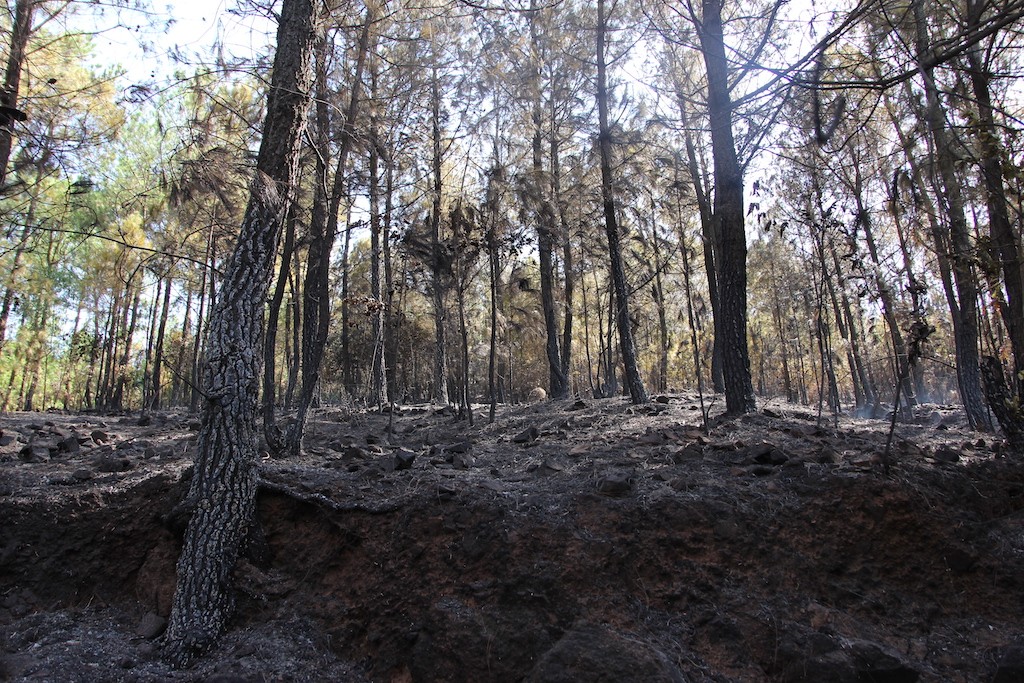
[{"left": 2, "top": 395, "right": 1023, "bottom": 681}]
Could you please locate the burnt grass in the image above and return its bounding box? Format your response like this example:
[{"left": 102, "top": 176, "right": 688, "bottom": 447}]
[{"left": 2, "top": 394, "right": 1024, "bottom": 681}]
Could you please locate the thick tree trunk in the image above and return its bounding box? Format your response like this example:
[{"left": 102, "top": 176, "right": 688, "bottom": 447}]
[
  {"left": 697, "top": 0, "right": 755, "bottom": 414},
  {"left": 163, "top": 0, "right": 321, "bottom": 665},
  {"left": 596, "top": 0, "right": 647, "bottom": 405}
]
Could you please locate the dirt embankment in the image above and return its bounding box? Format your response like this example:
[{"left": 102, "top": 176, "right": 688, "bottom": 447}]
[{"left": 2, "top": 398, "right": 1024, "bottom": 681}]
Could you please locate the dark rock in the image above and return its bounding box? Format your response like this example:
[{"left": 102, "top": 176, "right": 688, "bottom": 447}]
[
  {"left": 90, "top": 429, "right": 109, "bottom": 444},
  {"left": 447, "top": 440, "right": 473, "bottom": 454},
  {"left": 944, "top": 547, "right": 977, "bottom": 573},
  {"left": 529, "top": 623, "right": 688, "bottom": 683},
  {"left": 596, "top": 471, "right": 633, "bottom": 496},
  {"left": 394, "top": 448, "right": 417, "bottom": 470},
  {"left": 96, "top": 456, "right": 133, "bottom": 473},
  {"left": 763, "top": 407, "right": 783, "bottom": 418},
  {"left": 188, "top": 420, "right": 202, "bottom": 431},
  {"left": 453, "top": 452, "right": 476, "bottom": 469},
  {"left": 0, "top": 434, "right": 14, "bottom": 446},
  {"left": 366, "top": 432, "right": 381, "bottom": 445},
  {"left": 932, "top": 446, "right": 960, "bottom": 463},
  {"left": 512, "top": 426, "right": 540, "bottom": 444},
  {"left": 71, "top": 468, "right": 93, "bottom": 481},
  {"left": 570, "top": 399, "right": 588, "bottom": 410},
  {"left": 135, "top": 612, "right": 167, "bottom": 639},
  {"left": 672, "top": 445, "right": 704, "bottom": 463},
  {"left": 753, "top": 445, "right": 789, "bottom": 466},
  {"left": 345, "top": 445, "right": 371, "bottom": 460},
  {"left": 994, "top": 644, "right": 1024, "bottom": 683},
  {"left": 58, "top": 435, "right": 80, "bottom": 454},
  {"left": 654, "top": 394, "right": 671, "bottom": 404},
  {"left": 137, "top": 413, "right": 152, "bottom": 427},
  {"left": 18, "top": 445, "right": 50, "bottom": 463},
  {"left": 784, "top": 639, "right": 918, "bottom": 683}
]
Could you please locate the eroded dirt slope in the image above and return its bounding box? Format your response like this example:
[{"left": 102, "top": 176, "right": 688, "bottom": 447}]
[{"left": 2, "top": 396, "right": 1023, "bottom": 681}]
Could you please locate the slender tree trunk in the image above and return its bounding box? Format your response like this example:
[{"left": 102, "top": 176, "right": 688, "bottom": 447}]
[
  {"left": 368, "top": 69, "right": 387, "bottom": 407},
  {"left": 0, "top": 0, "right": 35, "bottom": 188},
  {"left": 288, "top": 12, "right": 371, "bottom": 454},
  {"left": 966, "top": 0, "right": 1024, "bottom": 440},
  {"left": 697, "top": 0, "right": 755, "bottom": 413},
  {"left": 596, "top": 0, "right": 646, "bottom": 404},
  {"left": 263, "top": 203, "right": 298, "bottom": 446},
  {"left": 677, "top": 103, "right": 724, "bottom": 392},
  {"left": 163, "top": 0, "right": 321, "bottom": 664},
  {"left": 190, "top": 228, "right": 215, "bottom": 413},
  {"left": 912, "top": 0, "right": 990, "bottom": 430},
  {"left": 429, "top": 58, "right": 450, "bottom": 405},
  {"left": 150, "top": 267, "right": 174, "bottom": 411},
  {"left": 529, "top": 4, "right": 567, "bottom": 400},
  {"left": 112, "top": 288, "right": 140, "bottom": 410}
]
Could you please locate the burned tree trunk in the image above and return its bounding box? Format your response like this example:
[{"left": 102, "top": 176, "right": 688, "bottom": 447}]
[{"left": 162, "top": 0, "right": 321, "bottom": 666}]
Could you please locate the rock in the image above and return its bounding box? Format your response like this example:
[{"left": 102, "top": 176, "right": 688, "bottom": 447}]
[
  {"left": 944, "top": 547, "right": 977, "bottom": 573},
  {"left": 137, "top": 413, "right": 152, "bottom": 427},
  {"left": 596, "top": 471, "right": 632, "bottom": 496},
  {"left": 0, "top": 434, "right": 15, "bottom": 447},
  {"left": 784, "top": 639, "right": 919, "bottom": 683},
  {"left": 529, "top": 623, "right": 688, "bottom": 683},
  {"left": 18, "top": 445, "right": 50, "bottom": 463},
  {"left": 654, "top": 394, "right": 671, "bottom": 404},
  {"left": 135, "top": 612, "right": 167, "bottom": 639},
  {"left": 512, "top": 426, "right": 540, "bottom": 444},
  {"left": 95, "top": 456, "right": 133, "bottom": 473},
  {"left": 570, "top": 399, "right": 588, "bottom": 410},
  {"left": 71, "top": 468, "right": 93, "bottom": 481},
  {"left": 753, "top": 445, "right": 789, "bottom": 466},
  {"left": 453, "top": 452, "right": 476, "bottom": 469},
  {"left": 447, "top": 440, "right": 473, "bottom": 455},
  {"left": 671, "top": 445, "right": 704, "bottom": 463},
  {"left": 994, "top": 644, "right": 1024, "bottom": 683},
  {"left": 58, "top": 435, "right": 80, "bottom": 454},
  {"left": 528, "top": 387, "right": 547, "bottom": 402},
  {"left": 90, "top": 429, "right": 109, "bottom": 444},
  {"left": 932, "top": 446, "right": 960, "bottom": 463},
  {"left": 394, "top": 448, "right": 417, "bottom": 470}
]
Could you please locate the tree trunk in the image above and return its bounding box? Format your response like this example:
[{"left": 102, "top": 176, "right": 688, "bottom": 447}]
[
  {"left": 530, "top": 3, "right": 567, "bottom": 400},
  {"left": 596, "top": 0, "right": 646, "bottom": 405},
  {"left": 697, "top": 0, "right": 755, "bottom": 414},
  {"left": 149, "top": 266, "right": 174, "bottom": 410},
  {"left": 163, "top": 0, "right": 321, "bottom": 664},
  {"left": 0, "top": 0, "right": 35, "bottom": 188},
  {"left": 429, "top": 58, "right": 450, "bottom": 405},
  {"left": 912, "top": 0, "right": 990, "bottom": 430},
  {"left": 287, "top": 13, "right": 371, "bottom": 454}
]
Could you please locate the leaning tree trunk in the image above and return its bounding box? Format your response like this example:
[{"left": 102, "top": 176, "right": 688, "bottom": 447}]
[{"left": 162, "top": 0, "right": 321, "bottom": 666}]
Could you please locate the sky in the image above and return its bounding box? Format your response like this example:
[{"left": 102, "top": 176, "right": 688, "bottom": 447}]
[{"left": 81, "top": 0, "right": 275, "bottom": 83}]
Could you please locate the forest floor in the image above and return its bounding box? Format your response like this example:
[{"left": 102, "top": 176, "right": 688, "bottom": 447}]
[{"left": 1, "top": 393, "right": 1024, "bottom": 682}]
